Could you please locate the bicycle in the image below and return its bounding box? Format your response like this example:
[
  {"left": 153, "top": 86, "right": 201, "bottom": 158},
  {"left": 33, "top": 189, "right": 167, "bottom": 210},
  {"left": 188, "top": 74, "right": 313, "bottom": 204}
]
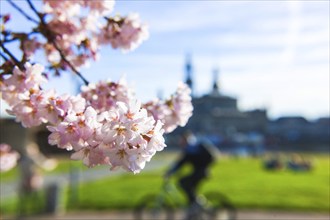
[{"left": 134, "top": 179, "right": 236, "bottom": 220}]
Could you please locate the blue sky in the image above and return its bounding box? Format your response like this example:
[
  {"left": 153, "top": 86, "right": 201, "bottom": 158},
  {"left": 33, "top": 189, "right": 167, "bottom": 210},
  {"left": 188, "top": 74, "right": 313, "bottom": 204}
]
[{"left": 1, "top": 0, "right": 329, "bottom": 120}]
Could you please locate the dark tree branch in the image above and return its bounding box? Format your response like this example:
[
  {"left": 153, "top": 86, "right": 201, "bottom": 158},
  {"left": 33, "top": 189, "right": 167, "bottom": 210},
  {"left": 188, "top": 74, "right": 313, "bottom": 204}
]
[
  {"left": 0, "top": 52, "right": 14, "bottom": 75},
  {"left": 6, "top": 0, "right": 39, "bottom": 24},
  {"left": 1, "top": 31, "right": 39, "bottom": 43},
  {"left": 51, "top": 40, "right": 90, "bottom": 86},
  {"left": 0, "top": 51, "right": 10, "bottom": 61},
  {"left": 0, "top": 43, "right": 24, "bottom": 70},
  {"left": 26, "top": 0, "right": 40, "bottom": 18},
  {"left": 1, "top": 37, "right": 18, "bottom": 43}
]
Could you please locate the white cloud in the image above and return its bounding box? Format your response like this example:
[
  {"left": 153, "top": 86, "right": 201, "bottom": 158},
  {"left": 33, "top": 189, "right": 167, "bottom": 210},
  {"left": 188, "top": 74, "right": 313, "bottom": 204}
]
[{"left": 219, "top": 65, "right": 329, "bottom": 119}]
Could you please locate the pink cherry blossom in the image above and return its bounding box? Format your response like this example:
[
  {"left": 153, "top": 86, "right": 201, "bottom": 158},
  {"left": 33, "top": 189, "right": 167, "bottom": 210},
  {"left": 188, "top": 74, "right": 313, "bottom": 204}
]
[
  {"left": 146, "top": 121, "right": 166, "bottom": 152},
  {"left": 81, "top": 78, "right": 134, "bottom": 112},
  {"left": 3, "top": 63, "right": 46, "bottom": 94},
  {"left": 47, "top": 94, "right": 86, "bottom": 120},
  {"left": 9, "top": 95, "right": 45, "bottom": 128},
  {"left": 34, "top": 89, "right": 61, "bottom": 124},
  {"left": 43, "top": 0, "right": 81, "bottom": 22},
  {"left": 83, "top": 0, "right": 115, "bottom": 16},
  {"left": 21, "top": 37, "right": 42, "bottom": 58},
  {"left": 47, "top": 19, "right": 84, "bottom": 45},
  {"left": 165, "top": 82, "right": 193, "bottom": 130},
  {"left": 0, "top": 63, "right": 46, "bottom": 110},
  {"left": 47, "top": 105, "right": 97, "bottom": 151},
  {"left": 47, "top": 121, "right": 79, "bottom": 151},
  {"left": 71, "top": 145, "right": 109, "bottom": 168},
  {"left": 98, "top": 13, "right": 149, "bottom": 52},
  {"left": 144, "top": 82, "right": 193, "bottom": 133}
]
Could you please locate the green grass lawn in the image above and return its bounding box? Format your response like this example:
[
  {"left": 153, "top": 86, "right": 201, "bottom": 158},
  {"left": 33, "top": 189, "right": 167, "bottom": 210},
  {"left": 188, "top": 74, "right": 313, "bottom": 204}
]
[
  {"left": 203, "top": 154, "right": 329, "bottom": 212},
  {"left": 72, "top": 152, "right": 330, "bottom": 213},
  {"left": 1, "top": 152, "right": 329, "bottom": 216}
]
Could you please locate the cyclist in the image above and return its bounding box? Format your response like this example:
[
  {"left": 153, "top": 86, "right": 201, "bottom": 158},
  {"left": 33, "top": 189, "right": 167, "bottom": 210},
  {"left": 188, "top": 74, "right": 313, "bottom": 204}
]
[{"left": 164, "top": 130, "right": 219, "bottom": 210}]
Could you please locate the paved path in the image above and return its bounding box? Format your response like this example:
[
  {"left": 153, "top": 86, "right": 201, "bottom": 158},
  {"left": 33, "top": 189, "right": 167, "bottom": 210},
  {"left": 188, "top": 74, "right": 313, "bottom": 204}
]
[{"left": 2, "top": 210, "right": 329, "bottom": 220}]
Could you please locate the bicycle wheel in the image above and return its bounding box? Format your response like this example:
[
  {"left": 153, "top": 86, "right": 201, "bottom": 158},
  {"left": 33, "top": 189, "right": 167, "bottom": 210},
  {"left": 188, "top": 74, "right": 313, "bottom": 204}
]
[
  {"left": 215, "top": 205, "right": 236, "bottom": 220},
  {"left": 185, "top": 205, "right": 215, "bottom": 220},
  {"left": 134, "top": 194, "right": 175, "bottom": 220},
  {"left": 203, "top": 192, "right": 237, "bottom": 220}
]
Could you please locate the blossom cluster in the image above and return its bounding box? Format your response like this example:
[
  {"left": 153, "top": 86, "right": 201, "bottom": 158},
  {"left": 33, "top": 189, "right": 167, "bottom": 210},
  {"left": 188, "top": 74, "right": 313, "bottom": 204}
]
[
  {"left": 0, "top": 0, "right": 193, "bottom": 173},
  {"left": 0, "top": 63, "right": 193, "bottom": 173},
  {"left": 80, "top": 78, "right": 134, "bottom": 113},
  {"left": 0, "top": 143, "right": 20, "bottom": 172},
  {"left": 44, "top": 2, "right": 148, "bottom": 69},
  {"left": 3, "top": 0, "right": 148, "bottom": 74},
  {"left": 143, "top": 82, "right": 193, "bottom": 133}
]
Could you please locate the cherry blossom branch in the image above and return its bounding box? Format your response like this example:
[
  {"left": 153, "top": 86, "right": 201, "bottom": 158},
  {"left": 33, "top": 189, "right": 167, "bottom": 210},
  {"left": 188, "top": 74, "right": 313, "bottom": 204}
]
[
  {"left": 0, "top": 51, "right": 14, "bottom": 75},
  {"left": 51, "top": 40, "right": 90, "bottom": 86},
  {"left": 0, "top": 43, "right": 24, "bottom": 70},
  {"left": 1, "top": 37, "right": 18, "bottom": 43},
  {"left": 25, "top": 0, "right": 89, "bottom": 86},
  {"left": 7, "top": 0, "right": 39, "bottom": 25},
  {"left": 1, "top": 31, "right": 39, "bottom": 43},
  {"left": 0, "top": 0, "right": 194, "bottom": 174}
]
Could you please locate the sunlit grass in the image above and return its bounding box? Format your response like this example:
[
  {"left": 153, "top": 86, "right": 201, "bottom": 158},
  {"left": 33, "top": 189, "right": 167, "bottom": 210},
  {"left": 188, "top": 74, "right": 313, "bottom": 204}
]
[
  {"left": 0, "top": 152, "right": 329, "bottom": 216},
  {"left": 203, "top": 154, "right": 329, "bottom": 212},
  {"left": 73, "top": 153, "right": 329, "bottom": 213}
]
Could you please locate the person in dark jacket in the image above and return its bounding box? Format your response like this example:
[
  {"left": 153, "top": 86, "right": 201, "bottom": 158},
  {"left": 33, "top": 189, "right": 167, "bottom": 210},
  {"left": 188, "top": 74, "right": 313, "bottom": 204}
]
[{"left": 164, "top": 130, "right": 217, "bottom": 207}]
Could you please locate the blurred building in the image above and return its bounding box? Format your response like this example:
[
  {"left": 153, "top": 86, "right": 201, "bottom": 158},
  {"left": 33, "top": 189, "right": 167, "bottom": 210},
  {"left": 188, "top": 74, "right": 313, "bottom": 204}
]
[
  {"left": 166, "top": 55, "right": 329, "bottom": 153},
  {"left": 173, "top": 56, "right": 267, "bottom": 140},
  {"left": 267, "top": 116, "right": 330, "bottom": 151}
]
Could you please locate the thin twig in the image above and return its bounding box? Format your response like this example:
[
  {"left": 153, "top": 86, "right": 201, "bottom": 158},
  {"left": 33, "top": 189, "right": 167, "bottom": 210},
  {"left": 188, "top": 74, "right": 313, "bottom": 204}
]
[
  {"left": 7, "top": 0, "right": 39, "bottom": 24},
  {"left": 0, "top": 51, "right": 10, "bottom": 61},
  {"left": 26, "top": 0, "right": 89, "bottom": 86},
  {"left": 1, "top": 31, "right": 40, "bottom": 43},
  {"left": 52, "top": 41, "right": 89, "bottom": 85},
  {"left": 26, "top": 0, "right": 40, "bottom": 17},
  {"left": 1, "top": 37, "right": 18, "bottom": 43},
  {"left": 0, "top": 52, "right": 14, "bottom": 76},
  {"left": 0, "top": 43, "right": 24, "bottom": 70}
]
